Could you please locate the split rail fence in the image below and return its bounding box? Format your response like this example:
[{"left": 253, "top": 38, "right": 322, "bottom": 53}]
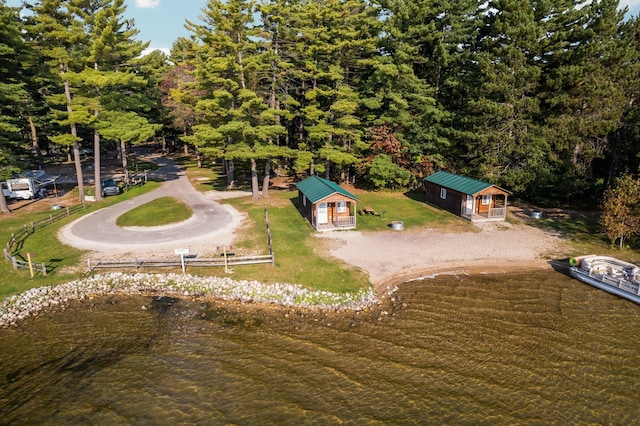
[
  {"left": 3, "top": 204, "right": 87, "bottom": 276},
  {"left": 87, "top": 206, "right": 275, "bottom": 272}
]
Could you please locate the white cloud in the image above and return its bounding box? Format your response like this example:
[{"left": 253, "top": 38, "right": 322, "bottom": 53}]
[
  {"left": 135, "top": 0, "right": 160, "bottom": 8},
  {"left": 141, "top": 47, "right": 171, "bottom": 57}
]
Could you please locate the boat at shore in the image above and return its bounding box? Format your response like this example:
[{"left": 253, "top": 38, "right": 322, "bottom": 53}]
[{"left": 569, "top": 255, "right": 640, "bottom": 305}]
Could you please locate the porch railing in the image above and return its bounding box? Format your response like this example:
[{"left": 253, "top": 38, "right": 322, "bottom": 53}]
[
  {"left": 316, "top": 216, "right": 356, "bottom": 230},
  {"left": 462, "top": 207, "right": 506, "bottom": 220},
  {"left": 489, "top": 207, "right": 506, "bottom": 218},
  {"left": 334, "top": 216, "right": 356, "bottom": 227}
]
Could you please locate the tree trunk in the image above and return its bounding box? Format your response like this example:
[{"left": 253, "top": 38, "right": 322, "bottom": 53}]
[
  {"left": 262, "top": 156, "right": 272, "bottom": 198},
  {"left": 63, "top": 75, "right": 84, "bottom": 203},
  {"left": 120, "top": 138, "right": 129, "bottom": 183},
  {"left": 226, "top": 159, "right": 235, "bottom": 188},
  {"left": 251, "top": 158, "right": 260, "bottom": 199},
  {"left": 93, "top": 62, "right": 102, "bottom": 201},
  {"left": 196, "top": 149, "right": 204, "bottom": 168},
  {"left": 0, "top": 190, "right": 9, "bottom": 214},
  {"left": 72, "top": 142, "right": 85, "bottom": 203},
  {"left": 183, "top": 142, "right": 189, "bottom": 155},
  {"left": 28, "top": 115, "right": 43, "bottom": 167},
  {"left": 94, "top": 129, "right": 103, "bottom": 201}
]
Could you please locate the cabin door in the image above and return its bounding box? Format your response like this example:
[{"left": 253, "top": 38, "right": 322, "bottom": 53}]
[
  {"left": 317, "top": 203, "right": 328, "bottom": 224},
  {"left": 465, "top": 195, "right": 473, "bottom": 216}
]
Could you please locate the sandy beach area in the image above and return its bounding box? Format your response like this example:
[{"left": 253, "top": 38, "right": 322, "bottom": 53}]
[{"left": 315, "top": 220, "right": 568, "bottom": 293}]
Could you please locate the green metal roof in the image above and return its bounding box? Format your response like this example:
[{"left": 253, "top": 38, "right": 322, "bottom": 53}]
[
  {"left": 296, "top": 175, "right": 357, "bottom": 203},
  {"left": 424, "top": 171, "right": 495, "bottom": 195}
]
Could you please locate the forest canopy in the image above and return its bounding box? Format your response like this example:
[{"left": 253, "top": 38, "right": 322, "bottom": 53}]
[{"left": 1, "top": 0, "right": 640, "bottom": 205}]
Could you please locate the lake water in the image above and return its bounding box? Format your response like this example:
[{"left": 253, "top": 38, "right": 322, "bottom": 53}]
[{"left": 1, "top": 270, "right": 639, "bottom": 425}]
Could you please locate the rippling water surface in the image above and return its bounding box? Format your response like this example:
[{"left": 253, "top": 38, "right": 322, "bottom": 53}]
[{"left": 1, "top": 271, "right": 639, "bottom": 425}]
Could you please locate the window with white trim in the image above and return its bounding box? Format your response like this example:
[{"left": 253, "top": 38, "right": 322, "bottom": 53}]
[
  {"left": 482, "top": 194, "right": 491, "bottom": 205},
  {"left": 337, "top": 201, "right": 347, "bottom": 213},
  {"left": 303, "top": 195, "right": 307, "bottom": 206},
  {"left": 440, "top": 188, "right": 447, "bottom": 199}
]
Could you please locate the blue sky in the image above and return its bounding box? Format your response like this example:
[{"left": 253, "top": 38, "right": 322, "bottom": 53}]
[
  {"left": 121, "top": 0, "right": 207, "bottom": 54},
  {"left": 6, "top": 0, "right": 640, "bottom": 55}
]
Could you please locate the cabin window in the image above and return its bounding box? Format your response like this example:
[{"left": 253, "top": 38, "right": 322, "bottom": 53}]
[
  {"left": 303, "top": 195, "right": 307, "bottom": 207},
  {"left": 337, "top": 201, "right": 347, "bottom": 213},
  {"left": 482, "top": 194, "right": 491, "bottom": 205},
  {"left": 440, "top": 188, "right": 446, "bottom": 199}
]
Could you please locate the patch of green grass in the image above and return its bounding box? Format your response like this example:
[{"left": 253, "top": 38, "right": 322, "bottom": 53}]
[
  {"left": 528, "top": 210, "right": 640, "bottom": 262},
  {"left": 128, "top": 161, "right": 159, "bottom": 172},
  {"left": 0, "top": 182, "right": 160, "bottom": 298},
  {"left": 175, "top": 156, "right": 229, "bottom": 192},
  {"left": 222, "top": 192, "right": 371, "bottom": 293},
  {"left": 352, "top": 190, "right": 475, "bottom": 232},
  {"left": 116, "top": 197, "right": 192, "bottom": 227}
]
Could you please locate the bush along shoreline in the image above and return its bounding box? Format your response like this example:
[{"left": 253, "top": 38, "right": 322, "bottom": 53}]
[{"left": 0, "top": 273, "right": 395, "bottom": 327}]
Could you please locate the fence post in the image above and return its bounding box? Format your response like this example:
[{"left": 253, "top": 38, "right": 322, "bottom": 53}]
[
  {"left": 49, "top": 214, "right": 53, "bottom": 224},
  {"left": 66, "top": 207, "right": 70, "bottom": 216},
  {"left": 11, "top": 255, "right": 18, "bottom": 270},
  {"left": 41, "top": 263, "right": 47, "bottom": 276},
  {"left": 264, "top": 205, "right": 274, "bottom": 265},
  {"left": 31, "top": 221, "right": 35, "bottom": 233},
  {"left": 23, "top": 224, "right": 28, "bottom": 235}
]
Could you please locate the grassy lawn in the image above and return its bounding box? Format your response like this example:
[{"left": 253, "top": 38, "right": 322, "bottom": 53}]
[
  {"left": 527, "top": 210, "right": 640, "bottom": 263},
  {"left": 220, "top": 191, "right": 371, "bottom": 293},
  {"left": 174, "top": 155, "right": 230, "bottom": 192},
  {"left": 349, "top": 190, "right": 475, "bottom": 233},
  {"left": 116, "top": 197, "right": 192, "bottom": 227},
  {"left": 0, "top": 182, "right": 159, "bottom": 298}
]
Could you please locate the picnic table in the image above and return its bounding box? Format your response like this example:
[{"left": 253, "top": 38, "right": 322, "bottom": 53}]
[{"left": 363, "top": 205, "right": 378, "bottom": 215}]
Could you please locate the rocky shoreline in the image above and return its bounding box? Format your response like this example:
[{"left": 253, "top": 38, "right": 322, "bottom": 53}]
[{"left": 0, "top": 272, "right": 395, "bottom": 328}]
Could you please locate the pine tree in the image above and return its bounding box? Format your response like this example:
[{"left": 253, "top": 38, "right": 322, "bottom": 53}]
[
  {"left": 362, "top": 0, "right": 453, "bottom": 186},
  {"left": 541, "top": 0, "right": 629, "bottom": 198},
  {"left": 0, "top": 1, "right": 30, "bottom": 213},
  {"left": 30, "top": 0, "right": 90, "bottom": 203},
  {"left": 459, "top": 0, "right": 547, "bottom": 193},
  {"left": 186, "top": 0, "right": 285, "bottom": 198},
  {"left": 71, "top": 0, "right": 150, "bottom": 197}
]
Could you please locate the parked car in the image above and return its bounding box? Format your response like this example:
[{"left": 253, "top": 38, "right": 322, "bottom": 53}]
[{"left": 102, "top": 179, "right": 120, "bottom": 196}]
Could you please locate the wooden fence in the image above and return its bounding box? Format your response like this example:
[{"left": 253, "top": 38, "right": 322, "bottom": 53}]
[
  {"left": 3, "top": 204, "right": 87, "bottom": 276},
  {"left": 87, "top": 205, "right": 276, "bottom": 273}
]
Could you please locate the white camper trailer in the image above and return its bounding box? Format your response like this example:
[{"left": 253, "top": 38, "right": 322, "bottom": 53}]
[{"left": 2, "top": 170, "right": 59, "bottom": 200}]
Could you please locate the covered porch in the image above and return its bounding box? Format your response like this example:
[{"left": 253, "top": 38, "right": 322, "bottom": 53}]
[
  {"left": 461, "top": 192, "right": 509, "bottom": 222},
  {"left": 314, "top": 200, "right": 357, "bottom": 231}
]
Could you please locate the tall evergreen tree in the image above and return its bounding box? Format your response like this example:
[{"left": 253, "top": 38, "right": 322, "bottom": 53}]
[
  {"left": 186, "top": 0, "right": 285, "bottom": 198},
  {"left": 541, "top": 0, "right": 629, "bottom": 199},
  {"left": 458, "top": 0, "right": 547, "bottom": 193},
  {"left": 0, "top": 1, "right": 30, "bottom": 213},
  {"left": 30, "top": 0, "right": 90, "bottom": 203},
  {"left": 362, "top": 0, "right": 452, "bottom": 186}
]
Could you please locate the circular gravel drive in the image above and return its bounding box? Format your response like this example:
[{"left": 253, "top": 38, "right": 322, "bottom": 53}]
[{"left": 59, "top": 157, "right": 248, "bottom": 257}]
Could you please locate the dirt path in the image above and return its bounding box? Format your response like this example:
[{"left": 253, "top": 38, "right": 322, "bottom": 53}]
[{"left": 315, "top": 220, "right": 569, "bottom": 292}]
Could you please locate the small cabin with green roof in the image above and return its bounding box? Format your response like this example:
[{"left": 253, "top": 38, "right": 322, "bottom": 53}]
[
  {"left": 296, "top": 175, "right": 358, "bottom": 231},
  {"left": 424, "top": 171, "right": 511, "bottom": 222}
]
